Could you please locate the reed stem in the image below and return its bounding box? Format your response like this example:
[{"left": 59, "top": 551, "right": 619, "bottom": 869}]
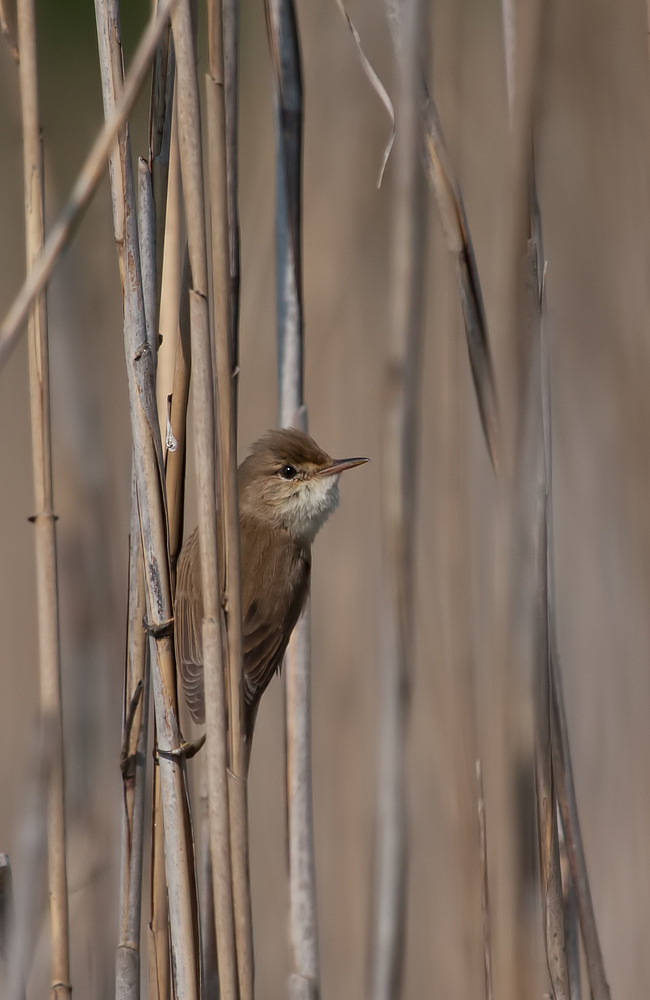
[
  {"left": 205, "top": 1, "right": 254, "bottom": 995},
  {"left": 266, "top": 0, "right": 321, "bottom": 994},
  {"left": 370, "top": 0, "right": 425, "bottom": 995},
  {"left": 16, "top": 1, "right": 71, "bottom": 996},
  {"left": 94, "top": 3, "right": 200, "bottom": 996}
]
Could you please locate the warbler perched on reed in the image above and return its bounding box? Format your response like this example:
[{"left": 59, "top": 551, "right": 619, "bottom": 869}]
[{"left": 175, "top": 428, "right": 368, "bottom": 744}]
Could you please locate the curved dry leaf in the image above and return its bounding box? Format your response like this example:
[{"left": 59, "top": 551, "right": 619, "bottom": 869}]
[
  {"left": 421, "top": 93, "right": 500, "bottom": 470},
  {"left": 0, "top": 0, "right": 18, "bottom": 61},
  {"left": 334, "top": 0, "right": 395, "bottom": 187}
]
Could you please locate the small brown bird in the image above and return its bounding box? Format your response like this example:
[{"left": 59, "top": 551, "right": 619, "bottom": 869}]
[{"left": 175, "top": 428, "right": 368, "bottom": 744}]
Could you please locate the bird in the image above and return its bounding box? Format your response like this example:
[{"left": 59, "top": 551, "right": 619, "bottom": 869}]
[{"left": 174, "top": 427, "right": 368, "bottom": 751}]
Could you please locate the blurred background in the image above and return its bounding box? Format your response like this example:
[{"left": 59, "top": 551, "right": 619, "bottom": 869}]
[{"left": 1, "top": 0, "right": 650, "bottom": 997}]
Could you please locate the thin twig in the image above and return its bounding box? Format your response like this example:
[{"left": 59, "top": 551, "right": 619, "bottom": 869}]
[
  {"left": 0, "top": 0, "right": 180, "bottom": 372},
  {"left": 16, "top": 1, "right": 71, "bottom": 997},
  {"left": 93, "top": 2, "right": 200, "bottom": 997},
  {"left": 0, "top": 855, "right": 13, "bottom": 964},
  {"left": 223, "top": 0, "right": 240, "bottom": 369},
  {"left": 370, "top": 0, "right": 426, "bottom": 995},
  {"left": 148, "top": 7, "right": 175, "bottom": 310},
  {"left": 476, "top": 762, "right": 494, "bottom": 1000},
  {"left": 205, "top": 0, "right": 253, "bottom": 996},
  {"left": 116, "top": 484, "right": 151, "bottom": 1000}
]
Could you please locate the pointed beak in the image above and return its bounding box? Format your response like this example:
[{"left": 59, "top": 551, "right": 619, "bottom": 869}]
[{"left": 318, "top": 457, "right": 369, "bottom": 478}]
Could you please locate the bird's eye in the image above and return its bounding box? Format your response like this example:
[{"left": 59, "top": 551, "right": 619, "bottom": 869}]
[{"left": 280, "top": 464, "right": 297, "bottom": 480}]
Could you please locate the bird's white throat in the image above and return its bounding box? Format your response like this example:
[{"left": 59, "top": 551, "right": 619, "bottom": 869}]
[{"left": 282, "top": 474, "right": 340, "bottom": 541}]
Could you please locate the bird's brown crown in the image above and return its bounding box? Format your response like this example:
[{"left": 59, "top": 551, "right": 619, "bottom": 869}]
[{"left": 246, "top": 428, "right": 333, "bottom": 474}]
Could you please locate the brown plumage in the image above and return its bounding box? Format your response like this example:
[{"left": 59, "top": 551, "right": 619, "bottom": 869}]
[{"left": 174, "top": 428, "right": 368, "bottom": 744}]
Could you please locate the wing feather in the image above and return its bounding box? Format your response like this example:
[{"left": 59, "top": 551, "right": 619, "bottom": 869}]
[
  {"left": 174, "top": 519, "right": 311, "bottom": 739},
  {"left": 174, "top": 527, "right": 205, "bottom": 724}
]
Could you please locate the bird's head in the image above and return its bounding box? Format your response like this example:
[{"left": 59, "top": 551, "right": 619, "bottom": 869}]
[{"left": 238, "top": 428, "right": 368, "bottom": 541}]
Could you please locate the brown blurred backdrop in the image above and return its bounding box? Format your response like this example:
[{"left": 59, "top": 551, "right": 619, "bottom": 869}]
[{"left": 1, "top": 0, "right": 650, "bottom": 997}]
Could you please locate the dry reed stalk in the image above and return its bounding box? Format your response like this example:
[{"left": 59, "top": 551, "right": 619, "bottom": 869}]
[
  {"left": 559, "top": 831, "right": 581, "bottom": 1000},
  {"left": 503, "top": 3, "right": 609, "bottom": 989},
  {"left": 370, "top": 0, "right": 425, "bottom": 996},
  {"left": 147, "top": 30, "right": 184, "bottom": 997},
  {"left": 550, "top": 653, "right": 609, "bottom": 1000},
  {"left": 541, "top": 308, "right": 610, "bottom": 1000},
  {"left": 15, "top": 2, "right": 71, "bottom": 997},
  {"left": 155, "top": 115, "right": 184, "bottom": 441},
  {"left": 223, "top": 0, "right": 240, "bottom": 364},
  {"left": 198, "top": 774, "right": 220, "bottom": 1000},
  {"left": 0, "top": 854, "right": 13, "bottom": 964},
  {"left": 148, "top": 12, "right": 176, "bottom": 311},
  {"left": 476, "top": 762, "right": 494, "bottom": 1000},
  {"left": 170, "top": 5, "right": 243, "bottom": 1000},
  {"left": 5, "top": 721, "right": 54, "bottom": 1000},
  {"left": 266, "top": 0, "right": 305, "bottom": 426},
  {"left": 0, "top": 0, "right": 179, "bottom": 370},
  {"left": 532, "top": 478, "right": 568, "bottom": 1000},
  {"left": 114, "top": 160, "right": 158, "bottom": 1000},
  {"left": 500, "top": 0, "right": 516, "bottom": 123},
  {"left": 166, "top": 250, "right": 192, "bottom": 580},
  {"left": 265, "top": 0, "right": 320, "bottom": 996},
  {"left": 205, "top": 1, "right": 254, "bottom": 996},
  {"left": 431, "top": 7, "right": 484, "bottom": 991},
  {"left": 116, "top": 482, "right": 151, "bottom": 1000},
  {"left": 487, "top": 2, "right": 547, "bottom": 996},
  {"left": 186, "top": 289, "right": 238, "bottom": 1000},
  {"left": 148, "top": 765, "right": 171, "bottom": 1000},
  {"left": 93, "top": 3, "right": 200, "bottom": 997}
]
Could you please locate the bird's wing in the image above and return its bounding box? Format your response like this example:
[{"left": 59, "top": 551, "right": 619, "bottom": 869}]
[
  {"left": 242, "top": 616, "right": 291, "bottom": 704},
  {"left": 174, "top": 526, "right": 206, "bottom": 724},
  {"left": 240, "top": 546, "right": 310, "bottom": 726}
]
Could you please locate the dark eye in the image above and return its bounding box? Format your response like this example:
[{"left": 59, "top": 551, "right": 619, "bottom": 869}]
[{"left": 280, "top": 464, "right": 297, "bottom": 480}]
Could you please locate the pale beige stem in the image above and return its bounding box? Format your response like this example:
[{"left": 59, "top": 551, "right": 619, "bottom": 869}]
[
  {"left": 156, "top": 102, "right": 183, "bottom": 433},
  {"left": 187, "top": 290, "right": 238, "bottom": 1000},
  {"left": 171, "top": 5, "right": 243, "bottom": 999},
  {"left": 205, "top": 0, "right": 253, "bottom": 992},
  {"left": 16, "top": 1, "right": 70, "bottom": 997},
  {"left": 148, "top": 761, "right": 171, "bottom": 1000},
  {"left": 93, "top": 2, "right": 200, "bottom": 997},
  {"left": 370, "top": 0, "right": 426, "bottom": 996}
]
